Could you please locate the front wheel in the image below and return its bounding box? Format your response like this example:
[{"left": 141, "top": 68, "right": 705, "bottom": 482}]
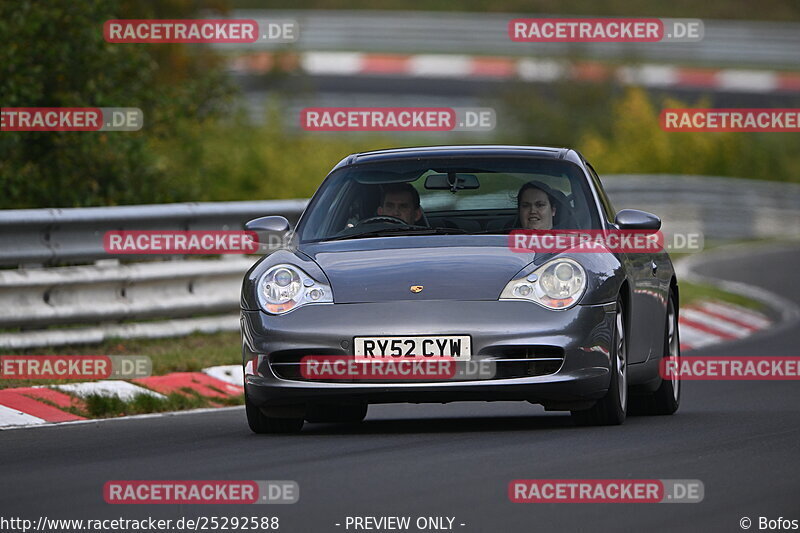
[
  {"left": 633, "top": 289, "right": 681, "bottom": 415},
  {"left": 571, "top": 296, "right": 627, "bottom": 426},
  {"left": 306, "top": 403, "right": 368, "bottom": 424},
  {"left": 245, "top": 392, "right": 304, "bottom": 434}
]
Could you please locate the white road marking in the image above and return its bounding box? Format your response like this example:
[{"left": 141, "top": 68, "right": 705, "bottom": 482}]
[
  {"left": 697, "top": 301, "right": 772, "bottom": 329},
  {"left": 681, "top": 307, "right": 751, "bottom": 338},
  {"left": 516, "top": 58, "right": 565, "bottom": 81},
  {"left": 617, "top": 65, "right": 678, "bottom": 87},
  {"left": 409, "top": 54, "right": 471, "bottom": 77},
  {"left": 0, "top": 406, "right": 243, "bottom": 432},
  {"left": 717, "top": 70, "right": 778, "bottom": 92},
  {"left": 678, "top": 322, "right": 724, "bottom": 348},
  {"left": 302, "top": 51, "right": 364, "bottom": 75},
  {"left": 0, "top": 405, "right": 46, "bottom": 427},
  {"left": 203, "top": 365, "right": 243, "bottom": 387},
  {"left": 53, "top": 381, "right": 165, "bottom": 401}
]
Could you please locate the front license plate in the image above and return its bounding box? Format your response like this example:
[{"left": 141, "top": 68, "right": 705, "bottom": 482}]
[{"left": 354, "top": 336, "right": 471, "bottom": 361}]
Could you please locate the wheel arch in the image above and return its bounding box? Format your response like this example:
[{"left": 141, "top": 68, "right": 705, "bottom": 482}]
[
  {"left": 618, "top": 279, "right": 631, "bottom": 339},
  {"left": 670, "top": 276, "right": 679, "bottom": 311}
]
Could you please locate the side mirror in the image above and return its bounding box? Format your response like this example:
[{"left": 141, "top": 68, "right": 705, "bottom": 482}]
[
  {"left": 614, "top": 209, "right": 661, "bottom": 230},
  {"left": 245, "top": 216, "right": 292, "bottom": 250},
  {"left": 245, "top": 215, "right": 291, "bottom": 234}
]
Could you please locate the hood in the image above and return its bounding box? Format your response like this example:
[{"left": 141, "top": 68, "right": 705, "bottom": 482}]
[{"left": 300, "top": 236, "right": 535, "bottom": 303}]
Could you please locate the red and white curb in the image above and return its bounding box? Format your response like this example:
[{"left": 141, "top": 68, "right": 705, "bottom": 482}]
[
  {"left": 0, "top": 366, "right": 243, "bottom": 429},
  {"left": 0, "top": 301, "right": 770, "bottom": 429},
  {"left": 678, "top": 300, "right": 771, "bottom": 351},
  {"left": 229, "top": 51, "right": 800, "bottom": 94}
]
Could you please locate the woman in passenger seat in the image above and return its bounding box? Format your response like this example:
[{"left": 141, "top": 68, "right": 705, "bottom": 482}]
[{"left": 516, "top": 181, "right": 559, "bottom": 230}]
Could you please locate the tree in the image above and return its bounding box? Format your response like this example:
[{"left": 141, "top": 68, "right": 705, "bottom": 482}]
[{"left": 0, "top": 0, "right": 235, "bottom": 208}]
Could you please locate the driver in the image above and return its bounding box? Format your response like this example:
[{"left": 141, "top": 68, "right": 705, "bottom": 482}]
[{"left": 377, "top": 183, "right": 424, "bottom": 225}]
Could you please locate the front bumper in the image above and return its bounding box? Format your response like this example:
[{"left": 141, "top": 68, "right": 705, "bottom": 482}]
[{"left": 242, "top": 299, "right": 616, "bottom": 409}]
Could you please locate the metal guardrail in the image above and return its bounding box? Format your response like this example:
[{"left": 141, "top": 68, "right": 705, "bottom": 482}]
[
  {"left": 1, "top": 176, "right": 799, "bottom": 349},
  {"left": 603, "top": 175, "right": 800, "bottom": 241},
  {"left": 0, "top": 258, "right": 251, "bottom": 328},
  {"left": 0, "top": 257, "right": 250, "bottom": 349},
  {"left": 0, "top": 200, "right": 307, "bottom": 267},
  {"left": 220, "top": 10, "right": 800, "bottom": 69}
]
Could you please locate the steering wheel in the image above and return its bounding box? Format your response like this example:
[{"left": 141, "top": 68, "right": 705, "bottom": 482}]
[{"left": 357, "top": 215, "right": 409, "bottom": 227}]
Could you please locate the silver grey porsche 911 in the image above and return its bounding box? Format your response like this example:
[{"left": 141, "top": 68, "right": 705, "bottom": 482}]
[{"left": 240, "top": 145, "right": 680, "bottom": 433}]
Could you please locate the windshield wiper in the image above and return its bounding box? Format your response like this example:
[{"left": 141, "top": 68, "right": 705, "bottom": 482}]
[{"left": 325, "top": 226, "right": 469, "bottom": 241}]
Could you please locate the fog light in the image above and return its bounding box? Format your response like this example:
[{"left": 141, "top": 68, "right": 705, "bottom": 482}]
[{"left": 307, "top": 288, "right": 323, "bottom": 301}]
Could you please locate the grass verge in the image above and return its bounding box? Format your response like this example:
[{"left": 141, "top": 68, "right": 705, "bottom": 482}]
[
  {"left": 0, "top": 331, "right": 241, "bottom": 390},
  {"left": 678, "top": 280, "right": 765, "bottom": 312},
  {"left": 78, "top": 391, "right": 244, "bottom": 419}
]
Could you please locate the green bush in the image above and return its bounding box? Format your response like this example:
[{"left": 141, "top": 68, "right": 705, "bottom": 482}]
[
  {"left": 0, "top": 0, "right": 235, "bottom": 208},
  {"left": 579, "top": 88, "right": 800, "bottom": 181},
  {"left": 149, "top": 106, "right": 396, "bottom": 201}
]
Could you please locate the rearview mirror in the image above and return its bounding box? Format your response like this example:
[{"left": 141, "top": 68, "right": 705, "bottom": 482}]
[
  {"left": 614, "top": 209, "right": 661, "bottom": 230},
  {"left": 424, "top": 173, "right": 480, "bottom": 191}
]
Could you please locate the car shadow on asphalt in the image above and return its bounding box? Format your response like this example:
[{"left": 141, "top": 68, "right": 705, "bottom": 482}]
[
  {"left": 286, "top": 406, "right": 694, "bottom": 436},
  {"left": 299, "top": 414, "right": 582, "bottom": 435}
]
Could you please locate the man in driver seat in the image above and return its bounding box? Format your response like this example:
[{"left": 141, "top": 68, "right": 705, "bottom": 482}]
[{"left": 376, "top": 183, "right": 425, "bottom": 225}]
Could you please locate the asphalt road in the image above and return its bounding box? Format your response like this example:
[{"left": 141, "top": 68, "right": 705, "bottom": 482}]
[{"left": 2, "top": 244, "right": 799, "bottom": 533}]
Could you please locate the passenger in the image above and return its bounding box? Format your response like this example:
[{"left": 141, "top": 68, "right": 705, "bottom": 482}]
[{"left": 517, "top": 181, "right": 558, "bottom": 230}]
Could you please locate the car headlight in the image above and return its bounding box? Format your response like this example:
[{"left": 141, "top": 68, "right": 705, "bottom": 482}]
[
  {"left": 257, "top": 264, "right": 333, "bottom": 314},
  {"left": 500, "top": 258, "right": 587, "bottom": 310}
]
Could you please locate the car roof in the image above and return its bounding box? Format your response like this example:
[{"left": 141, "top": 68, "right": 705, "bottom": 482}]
[{"left": 336, "top": 145, "right": 575, "bottom": 168}]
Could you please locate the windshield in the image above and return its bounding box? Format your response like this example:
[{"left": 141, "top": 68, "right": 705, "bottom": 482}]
[{"left": 298, "top": 157, "right": 602, "bottom": 243}]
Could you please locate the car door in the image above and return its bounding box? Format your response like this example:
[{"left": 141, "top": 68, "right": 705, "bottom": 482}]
[{"left": 585, "top": 163, "right": 655, "bottom": 364}]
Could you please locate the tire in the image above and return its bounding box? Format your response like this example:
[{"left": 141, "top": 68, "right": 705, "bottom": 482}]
[
  {"left": 637, "top": 289, "right": 681, "bottom": 415},
  {"left": 245, "top": 392, "right": 304, "bottom": 434},
  {"left": 571, "top": 296, "right": 627, "bottom": 426},
  {"left": 306, "top": 403, "right": 368, "bottom": 424}
]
